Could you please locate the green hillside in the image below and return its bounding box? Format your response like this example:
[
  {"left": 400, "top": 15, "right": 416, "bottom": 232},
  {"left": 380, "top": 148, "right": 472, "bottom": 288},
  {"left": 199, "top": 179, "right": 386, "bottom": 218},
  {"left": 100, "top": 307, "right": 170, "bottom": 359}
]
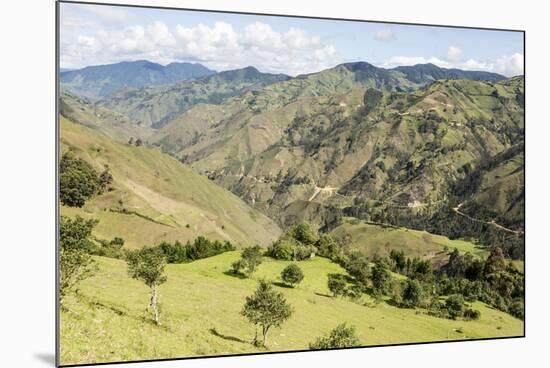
[
  {"left": 151, "top": 74, "right": 523, "bottom": 235},
  {"left": 97, "top": 66, "right": 290, "bottom": 128},
  {"left": 330, "top": 221, "right": 487, "bottom": 261},
  {"left": 60, "top": 117, "right": 281, "bottom": 248},
  {"left": 60, "top": 253, "right": 522, "bottom": 365}
]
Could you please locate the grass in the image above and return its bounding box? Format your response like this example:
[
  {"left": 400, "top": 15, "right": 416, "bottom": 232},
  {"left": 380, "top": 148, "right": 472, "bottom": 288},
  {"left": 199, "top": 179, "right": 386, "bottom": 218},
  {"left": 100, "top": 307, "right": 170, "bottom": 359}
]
[
  {"left": 60, "top": 252, "right": 522, "bottom": 365},
  {"left": 331, "top": 222, "right": 488, "bottom": 259}
]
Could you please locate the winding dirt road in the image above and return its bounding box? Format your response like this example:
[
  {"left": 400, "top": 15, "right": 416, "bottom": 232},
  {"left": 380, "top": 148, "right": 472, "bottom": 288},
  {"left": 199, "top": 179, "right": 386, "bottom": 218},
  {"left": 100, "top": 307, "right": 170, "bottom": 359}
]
[{"left": 452, "top": 203, "right": 523, "bottom": 235}]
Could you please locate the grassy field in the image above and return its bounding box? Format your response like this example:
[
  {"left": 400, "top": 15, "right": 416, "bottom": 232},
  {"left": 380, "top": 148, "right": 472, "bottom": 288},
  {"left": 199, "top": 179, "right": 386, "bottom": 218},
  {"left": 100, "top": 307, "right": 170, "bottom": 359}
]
[
  {"left": 331, "top": 222, "right": 488, "bottom": 259},
  {"left": 60, "top": 252, "right": 523, "bottom": 365}
]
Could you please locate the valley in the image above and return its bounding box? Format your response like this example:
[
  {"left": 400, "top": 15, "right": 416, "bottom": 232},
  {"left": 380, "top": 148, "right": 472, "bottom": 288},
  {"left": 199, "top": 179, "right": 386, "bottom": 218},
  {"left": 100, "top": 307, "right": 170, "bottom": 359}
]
[{"left": 59, "top": 58, "right": 524, "bottom": 365}]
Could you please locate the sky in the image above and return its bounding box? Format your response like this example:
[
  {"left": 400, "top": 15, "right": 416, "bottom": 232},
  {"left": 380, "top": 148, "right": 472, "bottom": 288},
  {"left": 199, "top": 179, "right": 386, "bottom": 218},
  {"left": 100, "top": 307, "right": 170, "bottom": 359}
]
[{"left": 60, "top": 3, "right": 524, "bottom": 77}]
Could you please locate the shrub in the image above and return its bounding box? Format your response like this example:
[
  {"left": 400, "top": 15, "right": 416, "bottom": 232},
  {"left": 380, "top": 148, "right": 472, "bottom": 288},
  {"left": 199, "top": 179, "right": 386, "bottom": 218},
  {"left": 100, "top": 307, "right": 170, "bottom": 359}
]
[
  {"left": 233, "top": 245, "right": 263, "bottom": 276},
  {"left": 371, "top": 259, "right": 392, "bottom": 295},
  {"left": 309, "top": 323, "right": 360, "bottom": 349},
  {"left": 60, "top": 151, "right": 105, "bottom": 207},
  {"left": 445, "top": 294, "right": 465, "bottom": 320},
  {"left": 463, "top": 308, "right": 481, "bottom": 320},
  {"left": 508, "top": 300, "right": 524, "bottom": 320},
  {"left": 342, "top": 251, "right": 370, "bottom": 288},
  {"left": 126, "top": 247, "right": 167, "bottom": 325},
  {"left": 241, "top": 280, "right": 293, "bottom": 347},
  {"left": 281, "top": 264, "right": 304, "bottom": 287},
  {"left": 327, "top": 274, "right": 347, "bottom": 297},
  {"left": 402, "top": 279, "right": 424, "bottom": 308}
]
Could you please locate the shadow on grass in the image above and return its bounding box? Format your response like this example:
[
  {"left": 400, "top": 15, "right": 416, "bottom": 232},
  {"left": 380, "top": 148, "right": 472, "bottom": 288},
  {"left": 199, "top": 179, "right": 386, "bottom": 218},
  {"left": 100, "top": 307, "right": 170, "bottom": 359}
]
[
  {"left": 314, "top": 292, "right": 333, "bottom": 298},
  {"left": 272, "top": 281, "right": 293, "bottom": 289},
  {"left": 75, "top": 293, "right": 172, "bottom": 332},
  {"left": 222, "top": 270, "right": 247, "bottom": 279},
  {"left": 209, "top": 328, "right": 250, "bottom": 345}
]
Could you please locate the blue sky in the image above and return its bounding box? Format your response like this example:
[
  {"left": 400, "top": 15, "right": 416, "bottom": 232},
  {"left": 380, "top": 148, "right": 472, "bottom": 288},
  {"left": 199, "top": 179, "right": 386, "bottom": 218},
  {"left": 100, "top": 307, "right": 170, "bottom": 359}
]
[{"left": 60, "top": 3, "right": 524, "bottom": 76}]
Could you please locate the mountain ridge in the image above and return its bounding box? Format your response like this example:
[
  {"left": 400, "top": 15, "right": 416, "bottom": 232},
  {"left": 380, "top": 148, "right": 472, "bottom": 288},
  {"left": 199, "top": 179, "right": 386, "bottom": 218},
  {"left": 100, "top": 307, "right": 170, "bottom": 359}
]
[{"left": 60, "top": 60, "right": 216, "bottom": 97}]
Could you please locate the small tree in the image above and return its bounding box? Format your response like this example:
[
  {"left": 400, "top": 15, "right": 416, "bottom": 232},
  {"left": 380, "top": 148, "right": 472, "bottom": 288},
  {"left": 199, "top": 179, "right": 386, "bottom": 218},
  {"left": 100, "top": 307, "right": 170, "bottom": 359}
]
[
  {"left": 241, "top": 280, "right": 293, "bottom": 346},
  {"left": 327, "top": 274, "right": 347, "bottom": 297},
  {"left": 344, "top": 251, "right": 370, "bottom": 288},
  {"left": 484, "top": 246, "right": 507, "bottom": 275},
  {"left": 59, "top": 216, "right": 98, "bottom": 304},
  {"left": 135, "top": 138, "right": 143, "bottom": 146},
  {"left": 309, "top": 323, "right": 360, "bottom": 349},
  {"left": 281, "top": 264, "right": 304, "bottom": 287},
  {"left": 126, "top": 247, "right": 168, "bottom": 325},
  {"left": 371, "top": 259, "right": 392, "bottom": 296},
  {"left": 402, "top": 279, "right": 423, "bottom": 308},
  {"left": 60, "top": 152, "right": 101, "bottom": 207},
  {"left": 240, "top": 245, "right": 263, "bottom": 276},
  {"left": 445, "top": 294, "right": 465, "bottom": 320},
  {"left": 98, "top": 167, "right": 113, "bottom": 193}
]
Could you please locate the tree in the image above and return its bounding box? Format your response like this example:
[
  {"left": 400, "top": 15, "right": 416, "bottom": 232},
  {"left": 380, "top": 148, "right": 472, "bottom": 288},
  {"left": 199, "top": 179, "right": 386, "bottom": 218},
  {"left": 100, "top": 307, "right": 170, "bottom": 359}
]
[
  {"left": 484, "top": 246, "right": 507, "bottom": 275},
  {"left": 402, "top": 279, "right": 424, "bottom": 308},
  {"left": 445, "top": 294, "right": 465, "bottom": 320},
  {"left": 281, "top": 264, "right": 304, "bottom": 287},
  {"left": 60, "top": 152, "right": 102, "bottom": 207},
  {"left": 241, "top": 280, "right": 293, "bottom": 346},
  {"left": 98, "top": 167, "right": 113, "bottom": 193},
  {"left": 241, "top": 245, "right": 263, "bottom": 275},
  {"left": 135, "top": 138, "right": 143, "bottom": 147},
  {"left": 59, "top": 216, "right": 98, "bottom": 304},
  {"left": 316, "top": 234, "right": 341, "bottom": 260},
  {"left": 371, "top": 259, "right": 392, "bottom": 295},
  {"left": 344, "top": 251, "right": 370, "bottom": 288},
  {"left": 231, "top": 246, "right": 263, "bottom": 276},
  {"left": 289, "top": 222, "right": 318, "bottom": 245},
  {"left": 128, "top": 137, "right": 134, "bottom": 145},
  {"left": 362, "top": 88, "right": 383, "bottom": 115},
  {"left": 327, "top": 274, "right": 347, "bottom": 297},
  {"left": 126, "top": 247, "right": 168, "bottom": 325},
  {"left": 309, "top": 323, "right": 360, "bottom": 349}
]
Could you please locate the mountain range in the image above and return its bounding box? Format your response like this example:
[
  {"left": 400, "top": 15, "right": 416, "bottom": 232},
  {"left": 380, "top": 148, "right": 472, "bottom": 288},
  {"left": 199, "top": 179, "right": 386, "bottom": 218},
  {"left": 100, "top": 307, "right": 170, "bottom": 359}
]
[
  {"left": 59, "top": 59, "right": 523, "bottom": 257},
  {"left": 60, "top": 60, "right": 215, "bottom": 97}
]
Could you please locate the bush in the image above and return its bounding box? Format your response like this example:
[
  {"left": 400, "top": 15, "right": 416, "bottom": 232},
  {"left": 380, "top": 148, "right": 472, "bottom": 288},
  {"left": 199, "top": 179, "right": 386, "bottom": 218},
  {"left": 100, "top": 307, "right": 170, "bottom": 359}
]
[
  {"left": 60, "top": 152, "right": 101, "bottom": 207},
  {"left": 155, "top": 238, "right": 235, "bottom": 264},
  {"left": 402, "top": 279, "right": 424, "bottom": 308},
  {"left": 309, "top": 323, "right": 360, "bottom": 349},
  {"left": 281, "top": 264, "right": 304, "bottom": 287},
  {"left": 463, "top": 308, "right": 481, "bottom": 320},
  {"left": 372, "top": 259, "right": 392, "bottom": 295},
  {"left": 60, "top": 152, "right": 111, "bottom": 207},
  {"left": 232, "top": 245, "right": 263, "bottom": 276},
  {"left": 316, "top": 234, "right": 342, "bottom": 260},
  {"left": 508, "top": 300, "right": 524, "bottom": 320},
  {"left": 445, "top": 294, "right": 465, "bottom": 320},
  {"left": 268, "top": 222, "right": 318, "bottom": 261},
  {"left": 341, "top": 251, "right": 370, "bottom": 288},
  {"left": 327, "top": 274, "right": 347, "bottom": 297},
  {"left": 241, "top": 280, "right": 293, "bottom": 346}
]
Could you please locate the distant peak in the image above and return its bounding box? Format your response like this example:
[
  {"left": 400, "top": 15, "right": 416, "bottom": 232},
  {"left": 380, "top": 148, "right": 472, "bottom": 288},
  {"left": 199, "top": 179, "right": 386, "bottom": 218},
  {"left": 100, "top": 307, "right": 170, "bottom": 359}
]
[{"left": 339, "top": 61, "right": 377, "bottom": 71}]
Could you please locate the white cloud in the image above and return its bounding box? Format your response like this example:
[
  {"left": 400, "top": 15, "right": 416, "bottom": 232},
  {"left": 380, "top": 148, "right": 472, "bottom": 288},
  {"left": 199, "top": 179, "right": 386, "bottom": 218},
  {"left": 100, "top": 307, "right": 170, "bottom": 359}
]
[
  {"left": 493, "top": 53, "right": 524, "bottom": 77},
  {"left": 374, "top": 29, "right": 396, "bottom": 42},
  {"left": 446, "top": 46, "right": 463, "bottom": 62},
  {"left": 61, "top": 20, "right": 340, "bottom": 75},
  {"left": 379, "top": 52, "right": 523, "bottom": 77}
]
